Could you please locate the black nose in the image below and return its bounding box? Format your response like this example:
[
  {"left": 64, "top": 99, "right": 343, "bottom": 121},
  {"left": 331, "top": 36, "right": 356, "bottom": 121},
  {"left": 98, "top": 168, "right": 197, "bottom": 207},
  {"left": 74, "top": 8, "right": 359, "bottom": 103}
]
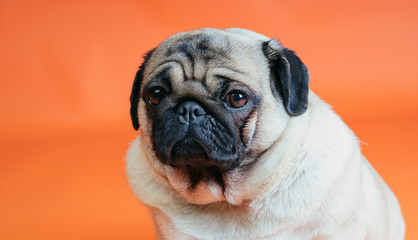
[{"left": 176, "top": 101, "right": 206, "bottom": 124}]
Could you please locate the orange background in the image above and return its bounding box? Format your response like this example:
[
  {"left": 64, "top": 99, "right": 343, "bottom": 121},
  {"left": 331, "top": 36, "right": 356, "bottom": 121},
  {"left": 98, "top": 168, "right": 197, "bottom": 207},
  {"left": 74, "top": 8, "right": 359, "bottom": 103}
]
[{"left": 1, "top": 0, "right": 417, "bottom": 239}]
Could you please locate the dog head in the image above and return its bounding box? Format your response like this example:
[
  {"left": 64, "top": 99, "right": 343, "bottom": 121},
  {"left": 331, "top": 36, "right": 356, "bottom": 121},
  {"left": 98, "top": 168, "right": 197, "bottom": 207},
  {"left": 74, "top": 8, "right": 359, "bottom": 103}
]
[{"left": 130, "top": 28, "right": 309, "bottom": 204}]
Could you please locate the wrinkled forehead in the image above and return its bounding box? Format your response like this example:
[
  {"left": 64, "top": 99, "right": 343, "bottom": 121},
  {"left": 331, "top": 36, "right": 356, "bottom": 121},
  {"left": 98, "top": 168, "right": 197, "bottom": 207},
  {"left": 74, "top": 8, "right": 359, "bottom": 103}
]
[
  {"left": 142, "top": 29, "right": 272, "bottom": 94},
  {"left": 154, "top": 28, "right": 269, "bottom": 63},
  {"left": 164, "top": 32, "right": 230, "bottom": 61}
]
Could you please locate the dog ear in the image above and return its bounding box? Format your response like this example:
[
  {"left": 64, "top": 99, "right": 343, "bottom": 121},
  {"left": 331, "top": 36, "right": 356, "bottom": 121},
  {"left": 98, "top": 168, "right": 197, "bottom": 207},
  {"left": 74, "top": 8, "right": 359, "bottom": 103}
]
[
  {"left": 263, "top": 39, "right": 309, "bottom": 116},
  {"left": 130, "top": 49, "right": 155, "bottom": 130}
]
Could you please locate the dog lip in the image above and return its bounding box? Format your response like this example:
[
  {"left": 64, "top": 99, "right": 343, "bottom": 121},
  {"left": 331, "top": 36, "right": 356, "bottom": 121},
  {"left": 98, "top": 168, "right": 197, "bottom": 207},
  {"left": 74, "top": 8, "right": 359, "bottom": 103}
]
[
  {"left": 169, "top": 137, "right": 217, "bottom": 168},
  {"left": 172, "top": 138, "right": 207, "bottom": 155},
  {"left": 171, "top": 138, "right": 207, "bottom": 157}
]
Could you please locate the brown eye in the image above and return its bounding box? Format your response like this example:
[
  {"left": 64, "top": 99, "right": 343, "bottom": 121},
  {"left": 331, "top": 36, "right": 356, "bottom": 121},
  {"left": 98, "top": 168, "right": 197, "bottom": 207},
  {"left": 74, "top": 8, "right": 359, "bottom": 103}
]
[
  {"left": 147, "top": 87, "right": 167, "bottom": 105},
  {"left": 227, "top": 91, "right": 248, "bottom": 108}
]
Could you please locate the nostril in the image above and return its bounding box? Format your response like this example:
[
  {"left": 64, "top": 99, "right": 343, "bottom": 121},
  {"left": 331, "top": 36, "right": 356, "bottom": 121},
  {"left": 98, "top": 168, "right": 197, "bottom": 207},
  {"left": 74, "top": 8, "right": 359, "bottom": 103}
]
[{"left": 194, "top": 107, "right": 206, "bottom": 116}]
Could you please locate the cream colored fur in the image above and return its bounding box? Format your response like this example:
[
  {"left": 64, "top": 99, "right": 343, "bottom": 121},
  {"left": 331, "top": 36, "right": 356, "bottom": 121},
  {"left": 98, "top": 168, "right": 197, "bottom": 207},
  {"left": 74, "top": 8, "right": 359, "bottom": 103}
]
[{"left": 126, "top": 28, "right": 405, "bottom": 240}]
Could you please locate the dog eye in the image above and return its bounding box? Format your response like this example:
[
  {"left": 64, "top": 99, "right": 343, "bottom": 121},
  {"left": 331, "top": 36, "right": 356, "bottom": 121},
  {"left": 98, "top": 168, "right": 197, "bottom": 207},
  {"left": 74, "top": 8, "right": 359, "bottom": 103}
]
[
  {"left": 227, "top": 91, "right": 248, "bottom": 108},
  {"left": 147, "top": 87, "right": 167, "bottom": 105}
]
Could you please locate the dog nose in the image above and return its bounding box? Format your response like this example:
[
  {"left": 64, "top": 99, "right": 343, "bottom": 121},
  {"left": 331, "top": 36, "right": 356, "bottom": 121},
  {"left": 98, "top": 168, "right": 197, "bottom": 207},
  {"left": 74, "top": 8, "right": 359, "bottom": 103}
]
[{"left": 176, "top": 101, "right": 206, "bottom": 124}]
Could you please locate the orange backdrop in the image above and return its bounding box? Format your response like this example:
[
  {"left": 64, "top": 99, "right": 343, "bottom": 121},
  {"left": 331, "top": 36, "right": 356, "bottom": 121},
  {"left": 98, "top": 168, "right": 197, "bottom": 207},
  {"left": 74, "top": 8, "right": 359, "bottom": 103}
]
[{"left": 1, "top": 0, "right": 417, "bottom": 239}]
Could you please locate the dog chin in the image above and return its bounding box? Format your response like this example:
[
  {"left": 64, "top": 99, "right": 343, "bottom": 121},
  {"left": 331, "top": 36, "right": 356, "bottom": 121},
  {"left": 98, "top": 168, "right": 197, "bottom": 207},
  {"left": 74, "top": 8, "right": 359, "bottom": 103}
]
[{"left": 163, "top": 165, "right": 227, "bottom": 205}]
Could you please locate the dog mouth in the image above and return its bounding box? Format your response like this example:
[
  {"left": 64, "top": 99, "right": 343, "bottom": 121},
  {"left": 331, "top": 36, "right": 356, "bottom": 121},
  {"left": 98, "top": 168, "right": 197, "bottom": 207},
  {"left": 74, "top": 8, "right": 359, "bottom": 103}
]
[
  {"left": 170, "top": 138, "right": 211, "bottom": 168},
  {"left": 168, "top": 137, "right": 228, "bottom": 191},
  {"left": 153, "top": 129, "right": 241, "bottom": 190}
]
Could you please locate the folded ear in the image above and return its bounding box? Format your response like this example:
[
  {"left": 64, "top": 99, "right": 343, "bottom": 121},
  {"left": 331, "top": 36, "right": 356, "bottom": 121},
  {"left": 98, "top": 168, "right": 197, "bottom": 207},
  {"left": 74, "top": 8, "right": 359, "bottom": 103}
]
[
  {"left": 262, "top": 39, "right": 309, "bottom": 116},
  {"left": 130, "top": 49, "right": 155, "bottom": 131}
]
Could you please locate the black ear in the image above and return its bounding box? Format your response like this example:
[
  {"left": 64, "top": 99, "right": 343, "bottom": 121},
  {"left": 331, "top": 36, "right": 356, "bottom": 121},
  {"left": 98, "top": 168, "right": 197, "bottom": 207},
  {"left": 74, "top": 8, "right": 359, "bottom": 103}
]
[
  {"left": 130, "top": 49, "right": 155, "bottom": 130},
  {"left": 263, "top": 39, "right": 309, "bottom": 116}
]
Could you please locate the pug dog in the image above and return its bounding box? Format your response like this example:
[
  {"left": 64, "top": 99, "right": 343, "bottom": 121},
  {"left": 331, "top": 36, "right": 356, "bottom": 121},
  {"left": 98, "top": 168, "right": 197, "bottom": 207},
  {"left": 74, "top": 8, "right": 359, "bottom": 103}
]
[{"left": 126, "top": 28, "right": 405, "bottom": 240}]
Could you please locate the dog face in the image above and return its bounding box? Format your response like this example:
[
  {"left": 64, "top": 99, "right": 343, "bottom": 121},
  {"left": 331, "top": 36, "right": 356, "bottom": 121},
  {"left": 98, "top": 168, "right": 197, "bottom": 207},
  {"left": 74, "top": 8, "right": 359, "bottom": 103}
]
[{"left": 130, "top": 28, "right": 309, "bottom": 204}]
